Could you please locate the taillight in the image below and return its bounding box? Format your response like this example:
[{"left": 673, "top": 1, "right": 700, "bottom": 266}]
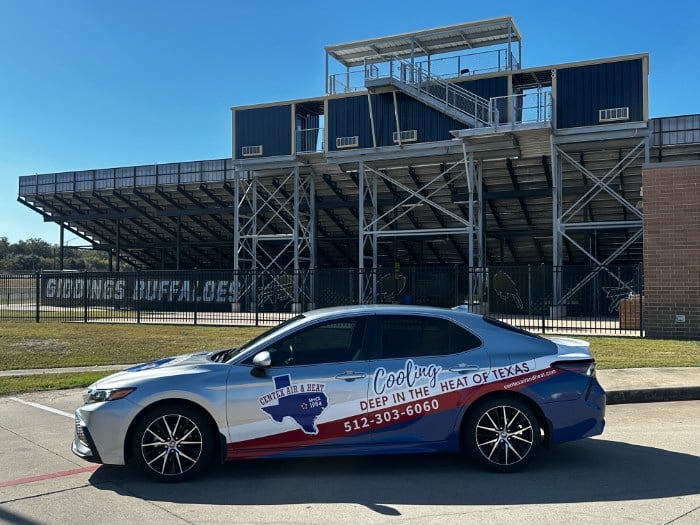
[{"left": 552, "top": 360, "right": 596, "bottom": 377}]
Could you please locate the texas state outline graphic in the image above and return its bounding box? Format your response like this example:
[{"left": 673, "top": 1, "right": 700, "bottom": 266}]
[{"left": 260, "top": 375, "right": 329, "bottom": 434}]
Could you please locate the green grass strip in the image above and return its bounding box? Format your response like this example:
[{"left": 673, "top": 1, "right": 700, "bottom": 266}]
[
  {"left": 0, "top": 372, "right": 111, "bottom": 397},
  {"left": 0, "top": 322, "right": 265, "bottom": 370}
]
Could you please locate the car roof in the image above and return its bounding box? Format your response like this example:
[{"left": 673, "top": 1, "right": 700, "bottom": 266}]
[{"left": 302, "top": 304, "right": 482, "bottom": 321}]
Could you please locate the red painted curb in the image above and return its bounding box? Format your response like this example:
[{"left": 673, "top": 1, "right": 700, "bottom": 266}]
[{"left": 0, "top": 465, "right": 99, "bottom": 489}]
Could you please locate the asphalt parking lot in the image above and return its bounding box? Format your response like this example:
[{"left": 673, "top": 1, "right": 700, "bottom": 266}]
[{"left": 1, "top": 390, "right": 699, "bottom": 525}]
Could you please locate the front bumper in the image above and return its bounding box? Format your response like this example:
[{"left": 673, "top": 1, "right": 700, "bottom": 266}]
[
  {"left": 72, "top": 412, "right": 102, "bottom": 463},
  {"left": 71, "top": 399, "right": 141, "bottom": 465}
]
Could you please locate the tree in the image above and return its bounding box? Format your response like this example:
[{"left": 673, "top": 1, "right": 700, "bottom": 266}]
[{"left": 0, "top": 238, "right": 113, "bottom": 272}]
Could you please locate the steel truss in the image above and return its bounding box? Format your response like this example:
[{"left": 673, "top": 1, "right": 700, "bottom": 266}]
[
  {"left": 551, "top": 135, "right": 648, "bottom": 309},
  {"left": 228, "top": 127, "right": 648, "bottom": 314},
  {"left": 356, "top": 158, "right": 484, "bottom": 304},
  {"left": 232, "top": 167, "right": 316, "bottom": 312}
]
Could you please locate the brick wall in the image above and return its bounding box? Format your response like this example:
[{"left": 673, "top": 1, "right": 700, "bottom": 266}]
[{"left": 642, "top": 161, "right": 700, "bottom": 339}]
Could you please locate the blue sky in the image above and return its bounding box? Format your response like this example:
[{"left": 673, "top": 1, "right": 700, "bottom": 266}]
[{"left": 2, "top": 0, "right": 698, "bottom": 243}]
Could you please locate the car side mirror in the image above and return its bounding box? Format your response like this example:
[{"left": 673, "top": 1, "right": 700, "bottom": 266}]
[
  {"left": 253, "top": 351, "right": 272, "bottom": 368},
  {"left": 251, "top": 351, "right": 272, "bottom": 377}
]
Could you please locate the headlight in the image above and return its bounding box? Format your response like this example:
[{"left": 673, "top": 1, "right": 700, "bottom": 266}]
[{"left": 84, "top": 387, "right": 136, "bottom": 404}]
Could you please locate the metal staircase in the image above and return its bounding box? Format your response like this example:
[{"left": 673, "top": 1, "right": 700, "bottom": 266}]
[{"left": 364, "top": 56, "right": 495, "bottom": 128}]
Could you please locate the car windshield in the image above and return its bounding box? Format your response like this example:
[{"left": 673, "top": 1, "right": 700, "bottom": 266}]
[{"left": 221, "top": 314, "right": 306, "bottom": 362}]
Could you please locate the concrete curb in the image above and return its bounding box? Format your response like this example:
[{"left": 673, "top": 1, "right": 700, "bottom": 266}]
[{"left": 606, "top": 387, "right": 700, "bottom": 405}]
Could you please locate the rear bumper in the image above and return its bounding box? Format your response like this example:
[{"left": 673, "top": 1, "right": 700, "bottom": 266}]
[{"left": 545, "top": 377, "right": 606, "bottom": 445}]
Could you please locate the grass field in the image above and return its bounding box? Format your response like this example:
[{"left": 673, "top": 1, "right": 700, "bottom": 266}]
[
  {"left": 0, "top": 322, "right": 263, "bottom": 370},
  {"left": 0, "top": 321, "right": 698, "bottom": 396}
]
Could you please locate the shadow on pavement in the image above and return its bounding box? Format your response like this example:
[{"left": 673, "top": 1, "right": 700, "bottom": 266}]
[{"left": 89, "top": 439, "right": 700, "bottom": 512}]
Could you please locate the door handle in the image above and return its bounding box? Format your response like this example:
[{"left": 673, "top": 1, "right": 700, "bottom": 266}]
[
  {"left": 449, "top": 366, "right": 481, "bottom": 374},
  {"left": 335, "top": 372, "right": 367, "bottom": 381}
]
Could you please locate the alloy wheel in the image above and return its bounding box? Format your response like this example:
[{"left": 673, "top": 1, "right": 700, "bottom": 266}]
[
  {"left": 474, "top": 404, "right": 535, "bottom": 467},
  {"left": 139, "top": 413, "right": 204, "bottom": 477}
]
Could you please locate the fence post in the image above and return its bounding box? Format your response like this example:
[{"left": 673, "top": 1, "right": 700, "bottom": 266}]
[
  {"left": 254, "top": 270, "right": 259, "bottom": 327},
  {"left": 541, "top": 264, "right": 546, "bottom": 334},
  {"left": 35, "top": 272, "right": 40, "bottom": 323},
  {"left": 193, "top": 272, "right": 198, "bottom": 326},
  {"left": 638, "top": 263, "right": 644, "bottom": 338},
  {"left": 83, "top": 271, "right": 88, "bottom": 323},
  {"left": 485, "top": 267, "right": 491, "bottom": 312},
  {"left": 527, "top": 264, "right": 532, "bottom": 316},
  {"left": 136, "top": 270, "right": 141, "bottom": 325}
]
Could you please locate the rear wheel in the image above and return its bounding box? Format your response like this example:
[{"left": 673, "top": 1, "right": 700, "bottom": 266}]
[
  {"left": 132, "top": 404, "right": 214, "bottom": 482},
  {"left": 465, "top": 397, "right": 540, "bottom": 472}
]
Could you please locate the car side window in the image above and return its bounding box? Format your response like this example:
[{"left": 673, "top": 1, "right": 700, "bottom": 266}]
[
  {"left": 379, "top": 315, "right": 481, "bottom": 359},
  {"left": 266, "top": 317, "right": 366, "bottom": 367}
]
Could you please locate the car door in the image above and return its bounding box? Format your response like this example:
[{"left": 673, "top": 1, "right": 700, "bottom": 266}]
[
  {"left": 366, "top": 313, "right": 490, "bottom": 447},
  {"left": 225, "top": 314, "right": 372, "bottom": 459}
]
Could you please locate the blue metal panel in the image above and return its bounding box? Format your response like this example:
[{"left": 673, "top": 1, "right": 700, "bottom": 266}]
[
  {"left": 235, "top": 105, "right": 292, "bottom": 158},
  {"left": 556, "top": 59, "right": 644, "bottom": 129},
  {"left": 392, "top": 92, "right": 465, "bottom": 144},
  {"left": 328, "top": 92, "right": 467, "bottom": 150},
  {"left": 327, "top": 96, "right": 374, "bottom": 150},
  {"left": 455, "top": 76, "right": 508, "bottom": 100}
]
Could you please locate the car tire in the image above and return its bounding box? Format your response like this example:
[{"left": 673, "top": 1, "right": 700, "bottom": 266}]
[
  {"left": 464, "top": 397, "right": 540, "bottom": 472},
  {"left": 132, "top": 404, "right": 214, "bottom": 482}
]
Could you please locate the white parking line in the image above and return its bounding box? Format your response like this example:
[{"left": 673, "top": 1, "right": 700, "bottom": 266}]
[{"left": 9, "top": 397, "right": 74, "bottom": 418}]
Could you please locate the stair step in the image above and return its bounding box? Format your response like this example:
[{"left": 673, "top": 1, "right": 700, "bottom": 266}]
[{"left": 366, "top": 56, "right": 493, "bottom": 128}]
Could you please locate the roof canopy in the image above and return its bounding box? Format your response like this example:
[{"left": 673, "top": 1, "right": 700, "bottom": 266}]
[{"left": 325, "top": 17, "right": 522, "bottom": 68}]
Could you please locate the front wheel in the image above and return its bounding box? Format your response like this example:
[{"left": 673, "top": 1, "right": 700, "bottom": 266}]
[
  {"left": 464, "top": 397, "right": 540, "bottom": 472},
  {"left": 132, "top": 404, "right": 214, "bottom": 482}
]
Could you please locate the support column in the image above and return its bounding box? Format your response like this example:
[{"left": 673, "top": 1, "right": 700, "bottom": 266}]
[
  {"left": 358, "top": 161, "right": 365, "bottom": 304},
  {"left": 551, "top": 138, "right": 564, "bottom": 317},
  {"left": 357, "top": 161, "right": 378, "bottom": 304},
  {"left": 476, "top": 162, "right": 484, "bottom": 268},
  {"left": 232, "top": 168, "right": 241, "bottom": 312},
  {"left": 467, "top": 151, "right": 475, "bottom": 271},
  {"left": 309, "top": 174, "right": 317, "bottom": 310},
  {"left": 467, "top": 151, "right": 475, "bottom": 307},
  {"left": 371, "top": 166, "right": 378, "bottom": 302},
  {"left": 175, "top": 216, "right": 181, "bottom": 271},
  {"left": 466, "top": 152, "right": 485, "bottom": 311},
  {"left": 59, "top": 225, "right": 65, "bottom": 270},
  {"left": 507, "top": 22, "right": 513, "bottom": 70},
  {"left": 251, "top": 175, "right": 258, "bottom": 313},
  {"left": 478, "top": 168, "right": 484, "bottom": 268},
  {"left": 476, "top": 162, "right": 486, "bottom": 308},
  {"left": 644, "top": 133, "right": 651, "bottom": 164},
  {"left": 292, "top": 166, "right": 301, "bottom": 313},
  {"left": 116, "top": 219, "right": 121, "bottom": 272}
]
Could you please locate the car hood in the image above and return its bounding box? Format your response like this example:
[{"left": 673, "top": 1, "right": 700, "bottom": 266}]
[
  {"left": 123, "top": 352, "right": 215, "bottom": 372},
  {"left": 91, "top": 351, "right": 223, "bottom": 389}
]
